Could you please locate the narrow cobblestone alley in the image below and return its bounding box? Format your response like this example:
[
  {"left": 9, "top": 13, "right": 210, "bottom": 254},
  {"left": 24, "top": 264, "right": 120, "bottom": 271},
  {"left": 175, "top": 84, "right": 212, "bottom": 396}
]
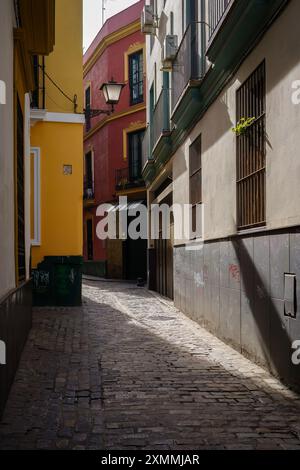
[{"left": 0, "top": 281, "right": 300, "bottom": 450}]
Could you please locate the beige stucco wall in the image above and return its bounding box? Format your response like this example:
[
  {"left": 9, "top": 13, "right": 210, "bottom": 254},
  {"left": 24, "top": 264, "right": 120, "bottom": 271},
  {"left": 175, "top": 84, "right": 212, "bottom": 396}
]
[
  {"left": 0, "top": 0, "right": 16, "bottom": 298},
  {"left": 171, "top": 0, "right": 300, "bottom": 243},
  {"left": 264, "top": 0, "right": 300, "bottom": 230},
  {"left": 45, "top": 0, "right": 83, "bottom": 113}
]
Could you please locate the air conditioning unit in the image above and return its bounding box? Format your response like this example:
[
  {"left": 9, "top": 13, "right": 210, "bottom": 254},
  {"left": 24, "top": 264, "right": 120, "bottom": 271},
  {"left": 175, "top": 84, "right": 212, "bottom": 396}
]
[
  {"left": 161, "top": 35, "right": 178, "bottom": 70},
  {"left": 141, "top": 5, "right": 157, "bottom": 35}
]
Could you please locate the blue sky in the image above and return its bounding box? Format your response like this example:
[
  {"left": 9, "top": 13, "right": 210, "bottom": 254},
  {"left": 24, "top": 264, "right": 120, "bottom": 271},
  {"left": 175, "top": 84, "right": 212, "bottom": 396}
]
[{"left": 83, "top": 0, "right": 139, "bottom": 51}]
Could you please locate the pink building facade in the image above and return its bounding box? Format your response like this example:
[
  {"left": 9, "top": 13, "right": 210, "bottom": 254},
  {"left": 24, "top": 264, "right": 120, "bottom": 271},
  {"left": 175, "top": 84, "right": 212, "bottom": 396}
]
[{"left": 83, "top": 1, "right": 147, "bottom": 279}]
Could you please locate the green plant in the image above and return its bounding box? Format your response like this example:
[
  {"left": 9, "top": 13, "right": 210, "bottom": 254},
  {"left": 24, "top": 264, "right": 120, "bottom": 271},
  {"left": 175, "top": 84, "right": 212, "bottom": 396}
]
[{"left": 232, "top": 117, "right": 255, "bottom": 136}]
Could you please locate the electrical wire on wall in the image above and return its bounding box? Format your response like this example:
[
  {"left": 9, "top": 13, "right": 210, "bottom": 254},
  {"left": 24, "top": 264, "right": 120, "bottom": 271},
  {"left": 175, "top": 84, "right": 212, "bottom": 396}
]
[
  {"left": 38, "top": 65, "right": 78, "bottom": 114},
  {"left": 45, "top": 92, "right": 74, "bottom": 113}
]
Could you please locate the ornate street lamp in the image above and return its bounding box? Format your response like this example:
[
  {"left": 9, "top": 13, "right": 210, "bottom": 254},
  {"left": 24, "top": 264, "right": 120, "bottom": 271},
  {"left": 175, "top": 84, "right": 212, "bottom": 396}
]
[
  {"left": 85, "top": 78, "right": 125, "bottom": 119},
  {"left": 100, "top": 79, "right": 125, "bottom": 108}
]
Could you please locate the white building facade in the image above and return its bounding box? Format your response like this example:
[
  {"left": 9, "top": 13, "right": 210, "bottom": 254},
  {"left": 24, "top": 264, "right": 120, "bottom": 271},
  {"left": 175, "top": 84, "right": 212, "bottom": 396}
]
[{"left": 143, "top": 0, "right": 300, "bottom": 390}]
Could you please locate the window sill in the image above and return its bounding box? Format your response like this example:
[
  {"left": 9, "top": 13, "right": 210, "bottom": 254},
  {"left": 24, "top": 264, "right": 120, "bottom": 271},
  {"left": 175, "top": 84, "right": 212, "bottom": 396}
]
[{"left": 130, "top": 100, "right": 144, "bottom": 107}]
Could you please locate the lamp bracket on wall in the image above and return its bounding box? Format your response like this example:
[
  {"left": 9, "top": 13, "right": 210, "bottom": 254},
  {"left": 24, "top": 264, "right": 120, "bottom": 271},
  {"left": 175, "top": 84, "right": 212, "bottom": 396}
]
[{"left": 84, "top": 107, "right": 113, "bottom": 119}]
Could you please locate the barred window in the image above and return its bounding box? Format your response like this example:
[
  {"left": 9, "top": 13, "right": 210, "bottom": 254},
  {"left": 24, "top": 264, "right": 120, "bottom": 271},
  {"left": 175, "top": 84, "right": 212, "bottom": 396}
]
[
  {"left": 236, "top": 61, "right": 266, "bottom": 230},
  {"left": 189, "top": 135, "right": 202, "bottom": 238}
]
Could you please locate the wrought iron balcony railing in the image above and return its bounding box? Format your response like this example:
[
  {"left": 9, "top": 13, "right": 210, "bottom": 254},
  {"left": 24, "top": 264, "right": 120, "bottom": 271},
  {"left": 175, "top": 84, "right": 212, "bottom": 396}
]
[
  {"left": 84, "top": 178, "right": 95, "bottom": 200},
  {"left": 208, "top": 0, "right": 232, "bottom": 41},
  {"left": 153, "top": 88, "right": 170, "bottom": 149},
  {"left": 115, "top": 165, "right": 145, "bottom": 191},
  {"left": 171, "top": 22, "right": 204, "bottom": 112}
]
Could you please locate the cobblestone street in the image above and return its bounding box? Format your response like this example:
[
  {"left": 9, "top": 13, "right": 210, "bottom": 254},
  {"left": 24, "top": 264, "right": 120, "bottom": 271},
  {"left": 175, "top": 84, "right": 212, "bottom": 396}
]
[{"left": 0, "top": 280, "right": 300, "bottom": 450}]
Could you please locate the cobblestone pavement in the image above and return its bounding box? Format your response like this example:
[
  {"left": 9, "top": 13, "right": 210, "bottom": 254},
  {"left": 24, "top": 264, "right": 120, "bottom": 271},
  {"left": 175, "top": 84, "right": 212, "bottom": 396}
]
[{"left": 1, "top": 280, "right": 300, "bottom": 450}]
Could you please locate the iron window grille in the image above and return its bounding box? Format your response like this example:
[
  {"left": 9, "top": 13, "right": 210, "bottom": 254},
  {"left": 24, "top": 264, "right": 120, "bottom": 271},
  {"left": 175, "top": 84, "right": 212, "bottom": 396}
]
[
  {"left": 236, "top": 60, "right": 266, "bottom": 230},
  {"left": 189, "top": 134, "right": 202, "bottom": 239}
]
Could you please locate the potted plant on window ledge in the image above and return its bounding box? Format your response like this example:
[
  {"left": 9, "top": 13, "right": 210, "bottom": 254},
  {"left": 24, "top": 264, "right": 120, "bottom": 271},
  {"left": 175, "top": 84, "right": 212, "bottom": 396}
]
[{"left": 232, "top": 117, "right": 256, "bottom": 136}]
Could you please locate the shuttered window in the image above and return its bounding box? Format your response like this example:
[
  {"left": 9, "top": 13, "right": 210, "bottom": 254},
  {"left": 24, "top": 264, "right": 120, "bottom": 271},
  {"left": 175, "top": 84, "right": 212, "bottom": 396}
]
[{"left": 236, "top": 61, "right": 266, "bottom": 230}]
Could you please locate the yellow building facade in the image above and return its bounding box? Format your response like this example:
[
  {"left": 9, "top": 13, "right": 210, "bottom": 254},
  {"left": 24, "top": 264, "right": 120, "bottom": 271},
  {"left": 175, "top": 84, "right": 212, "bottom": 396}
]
[
  {"left": 1, "top": 0, "right": 56, "bottom": 416},
  {"left": 30, "top": 0, "right": 84, "bottom": 272}
]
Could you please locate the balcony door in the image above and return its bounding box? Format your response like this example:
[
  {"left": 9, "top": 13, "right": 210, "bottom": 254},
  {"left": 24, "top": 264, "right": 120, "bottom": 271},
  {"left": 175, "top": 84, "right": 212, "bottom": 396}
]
[
  {"left": 155, "top": 192, "right": 174, "bottom": 300},
  {"left": 85, "top": 151, "right": 93, "bottom": 197},
  {"left": 128, "top": 130, "right": 144, "bottom": 181},
  {"left": 129, "top": 50, "right": 143, "bottom": 106}
]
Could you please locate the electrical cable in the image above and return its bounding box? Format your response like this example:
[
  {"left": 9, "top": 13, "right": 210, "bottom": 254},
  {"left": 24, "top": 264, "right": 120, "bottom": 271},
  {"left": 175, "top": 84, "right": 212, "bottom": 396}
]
[
  {"left": 45, "top": 92, "right": 72, "bottom": 113},
  {"left": 38, "top": 64, "right": 77, "bottom": 110}
]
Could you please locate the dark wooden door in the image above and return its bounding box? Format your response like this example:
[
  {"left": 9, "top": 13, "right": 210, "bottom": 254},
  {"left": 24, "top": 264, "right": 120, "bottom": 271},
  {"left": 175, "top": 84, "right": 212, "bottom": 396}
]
[
  {"left": 124, "top": 214, "right": 147, "bottom": 281},
  {"left": 124, "top": 236, "right": 147, "bottom": 281},
  {"left": 155, "top": 194, "right": 174, "bottom": 300}
]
